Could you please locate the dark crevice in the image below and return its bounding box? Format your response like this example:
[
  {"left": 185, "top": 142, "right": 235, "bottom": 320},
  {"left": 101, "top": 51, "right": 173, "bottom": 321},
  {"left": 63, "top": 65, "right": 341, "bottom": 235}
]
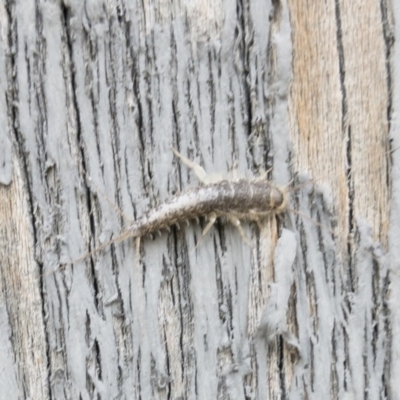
[
  {"left": 171, "top": 98, "right": 180, "bottom": 149},
  {"left": 173, "top": 229, "right": 194, "bottom": 388},
  {"left": 137, "top": 347, "right": 142, "bottom": 399},
  {"left": 194, "top": 349, "right": 198, "bottom": 395},
  {"left": 124, "top": 147, "right": 138, "bottom": 220},
  {"left": 379, "top": 0, "right": 394, "bottom": 197},
  {"left": 187, "top": 79, "right": 200, "bottom": 155},
  {"left": 363, "top": 319, "right": 369, "bottom": 399},
  {"left": 342, "top": 326, "right": 349, "bottom": 391},
  {"left": 207, "top": 49, "right": 216, "bottom": 155},
  {"left": 61, "top": 4, "right": 100, "bottom": 307},
  {"left": 174, "top": 239, "right": 186, "bottom": 381},
  {"left": 236, "top": 0, "right": 252, "bottom": 141},
  {"left": 207, "top": 49, "right": 216, "bottom": 143},
  {"left": 346, "top": 126, "right": 355, "bottom": 295},
  {"left": 382, "top": 270, "right": 391, "bottom": 397},
  {"left": 85, "top": 310, "right": 91, "bottom": 347},
  {"left": 170, "top": 23, "right": 182, "bottom": 187},
  {"left": 122, "top": 16, "right": 142, "bottom": 220},
  {"left": 130, "top": 49, "right": 145, "bottom": 156},
  {"left": 38, "top": 261, "right": 53, "bottom": 399},
  {"left": 94, "top": 339, "right": 102, "bottom": 380},
  {"left": 345, "top": 145, "right": 354, "bottom": 211},
  {"left": 331, "top": 325, "right": 339, "bottom": 397},
  {"left": 278, "top": 336, "right": 287, "bottom": 397},
  {"left": 163, "top": 329, "right": 172, "bottom": 399},
  {"left": 334, "top": 0, "right": 354, "bottom": 292},
  {"left": 105, "top": 18, "right": 124, "bottom": 229},
  {"left": 148, "top": 33, "right": 156, "bottom": 150},
  {"left": 379, "top": 0, "right": 394, "bottom": 129},
  {"left": 139, "top": 39, "right": 154, "bottom": 193}
]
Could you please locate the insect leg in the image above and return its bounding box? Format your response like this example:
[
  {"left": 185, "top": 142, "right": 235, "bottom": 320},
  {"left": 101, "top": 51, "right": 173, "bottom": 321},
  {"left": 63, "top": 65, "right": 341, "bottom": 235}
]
[
  {"left": 202, "top": 212, "right": 217, "bottom": 237},
  {"left": 172, "top": 147, "right": 209, "bottom": 184},
  {"left": 194, "top": 212, "right": 217, "bottom": 249},
  {"left": 86, "top": 175, "right": 135, "bottom": 224},
  {"left": 255, "top": 167, "right": 272, "bottom": 181},
  {"left": 135, "top": 236, "right": 141, "bottom": 271},
  {"left": 227, "top": 215, "right": 251, "bottom": 246}
]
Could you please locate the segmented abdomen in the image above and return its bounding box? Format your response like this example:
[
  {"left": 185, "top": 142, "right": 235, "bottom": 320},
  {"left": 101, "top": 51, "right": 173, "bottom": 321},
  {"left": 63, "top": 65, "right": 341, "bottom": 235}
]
[{"left": 128, "top": 179, "right": 285, "bottom": 237}]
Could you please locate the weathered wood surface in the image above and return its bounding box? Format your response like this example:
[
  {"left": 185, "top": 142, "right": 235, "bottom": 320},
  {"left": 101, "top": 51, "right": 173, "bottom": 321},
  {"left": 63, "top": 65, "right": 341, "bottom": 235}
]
[{"left": 0, "top": 0, "right": 398, "bottom": 398}]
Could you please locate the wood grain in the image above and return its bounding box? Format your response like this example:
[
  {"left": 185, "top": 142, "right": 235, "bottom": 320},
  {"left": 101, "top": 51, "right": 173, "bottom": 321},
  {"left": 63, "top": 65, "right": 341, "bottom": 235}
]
[{"left": 0, "top": 0, "right": 396, "bottom": 398}]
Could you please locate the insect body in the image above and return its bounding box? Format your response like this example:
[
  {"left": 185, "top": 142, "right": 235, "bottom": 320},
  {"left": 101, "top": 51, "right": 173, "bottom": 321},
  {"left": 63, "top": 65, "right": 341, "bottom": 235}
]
[
  {"left": 67, "top": 149, "right": 288, "bottom": 265},
  {"left": 128, "top": 178, "right": 287, "bottom": 241},
  {"left": 129, "top": 148, "right": 288, "bottom": 243}
]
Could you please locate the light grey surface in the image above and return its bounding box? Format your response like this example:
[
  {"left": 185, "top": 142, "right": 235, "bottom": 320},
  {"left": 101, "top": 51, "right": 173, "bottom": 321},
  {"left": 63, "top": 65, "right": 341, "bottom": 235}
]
[
  {"left": 0, "top": 0, "right": 395, "bottom": 399},
  {"left": 0, "top": 3, "right": 12, "bottom": 186},
  {"left": 389, "top": 1, "right": 400, "bottom": 397}
]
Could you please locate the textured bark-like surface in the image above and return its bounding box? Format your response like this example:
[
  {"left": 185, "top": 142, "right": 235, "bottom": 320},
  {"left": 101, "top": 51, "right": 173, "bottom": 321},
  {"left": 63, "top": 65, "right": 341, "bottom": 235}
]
[
  {"left": 0, "top": 0, "right": 397, "bottom": 399},
  {"left": 389, "top": 2, "right": 400, "bottom": 398},
  {"left": 287, "top": 0, "right": 394, "bottom": 398}
]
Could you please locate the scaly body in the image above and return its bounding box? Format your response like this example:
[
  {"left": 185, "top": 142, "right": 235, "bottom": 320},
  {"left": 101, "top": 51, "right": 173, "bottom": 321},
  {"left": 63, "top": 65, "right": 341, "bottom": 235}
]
[
  {"left": 127, "top": 178, "right": 286, "bottom": 239},
  {"left": 67, "top": 149, "right": 287, "bottom": 266}
]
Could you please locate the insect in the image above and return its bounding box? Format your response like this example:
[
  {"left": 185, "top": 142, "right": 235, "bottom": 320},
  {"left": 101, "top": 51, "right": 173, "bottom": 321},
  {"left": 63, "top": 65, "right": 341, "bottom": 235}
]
[
  {"left": 65, "top": 148, "right": 289, "bottom": 267},
  {"left": 62, "top": 142, "right": 393, "bottom": 270},
  {"left": 134, "top": 148, "right": 287, "bottom": 240}
]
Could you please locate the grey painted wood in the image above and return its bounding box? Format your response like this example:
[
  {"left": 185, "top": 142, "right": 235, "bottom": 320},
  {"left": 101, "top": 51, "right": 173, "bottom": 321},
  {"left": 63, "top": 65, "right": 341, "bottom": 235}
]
[{"left": 0, "top": 0, "right": 396, "bottom": 398}]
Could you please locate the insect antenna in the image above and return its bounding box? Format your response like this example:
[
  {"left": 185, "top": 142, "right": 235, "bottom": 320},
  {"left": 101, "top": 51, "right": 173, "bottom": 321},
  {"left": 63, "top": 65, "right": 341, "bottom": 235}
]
[
  {"left": 275, "top": 172, "right": 337, "bottom": 236},
  {"left": 52, "top": 228, "right": 139, "bottom": 274},
  {"left": 283, "top": 171, "right": 338, "bottom": 196},
  {"left": 85, "top": 175, "right": 135, "bottom": 225},
  {"left": 286, "top": 206, "right": 336, "bottom": 237},
  {"left": 285, "top": 142, "right": 396, "bottom": 197},
  {"left": 52, "top": 173, "right": 138, "bottom": 274}
]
